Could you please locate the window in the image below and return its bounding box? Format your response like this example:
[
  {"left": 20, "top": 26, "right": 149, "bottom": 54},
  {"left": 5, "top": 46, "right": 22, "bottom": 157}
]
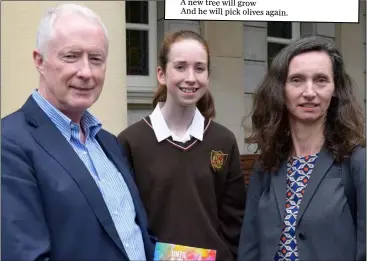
[
  {"left": 126, "top": 1, "right": 157, "bottom": 94},
  {"left": 267, "top": 22, "right": 300, "bottom": 67}
]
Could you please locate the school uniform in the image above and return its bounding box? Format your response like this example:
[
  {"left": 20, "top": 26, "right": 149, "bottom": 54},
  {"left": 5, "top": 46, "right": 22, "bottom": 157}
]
[{"left": 117, "top": 103, "right": 246, "bottom": 261}]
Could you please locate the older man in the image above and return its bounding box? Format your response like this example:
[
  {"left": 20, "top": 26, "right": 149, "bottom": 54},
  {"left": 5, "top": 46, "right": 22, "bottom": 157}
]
[{"left": 2, "top": 4, "right": 155, "bottom": 261}]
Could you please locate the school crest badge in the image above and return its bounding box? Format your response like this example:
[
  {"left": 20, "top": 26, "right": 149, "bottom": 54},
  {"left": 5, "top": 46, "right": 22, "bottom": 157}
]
[{"left": 210, "top": 150, "right": 228, "bottom": 171}]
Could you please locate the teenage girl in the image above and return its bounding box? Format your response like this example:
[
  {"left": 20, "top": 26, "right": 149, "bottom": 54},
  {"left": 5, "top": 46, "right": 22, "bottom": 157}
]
[{"left": 117, "top": 30, "right": 246, "bottom": 261}]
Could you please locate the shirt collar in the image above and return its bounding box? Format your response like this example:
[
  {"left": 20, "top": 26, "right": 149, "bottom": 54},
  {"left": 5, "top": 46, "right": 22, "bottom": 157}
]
[
  {"left": 149, "top": 102, "right": 204, "bottom": 142},
  {"left": 32, "top": 90, "right": 102, "bottom": 141}
]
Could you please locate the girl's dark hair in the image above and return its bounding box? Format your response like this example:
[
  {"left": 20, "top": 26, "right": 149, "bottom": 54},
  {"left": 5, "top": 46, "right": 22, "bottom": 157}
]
[
  {"left": 152, "top": 30, "right": 215, "bottom": 119},
  {"left": 245, "top": 35, "right": 365, "bottom": 171}
]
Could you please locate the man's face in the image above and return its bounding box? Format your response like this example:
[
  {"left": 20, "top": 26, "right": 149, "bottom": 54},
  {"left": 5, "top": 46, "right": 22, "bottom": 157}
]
[{"left": 34, "top": 13, "right": 107, "bottom": 120}]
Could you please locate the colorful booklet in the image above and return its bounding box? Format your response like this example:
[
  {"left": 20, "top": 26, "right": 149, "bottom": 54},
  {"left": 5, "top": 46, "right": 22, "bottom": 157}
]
[{"left": 154, "top": 242, "right": 216, "bottom": 261}]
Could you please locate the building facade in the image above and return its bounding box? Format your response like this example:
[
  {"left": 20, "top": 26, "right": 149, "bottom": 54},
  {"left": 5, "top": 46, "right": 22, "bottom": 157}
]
[{"left": 2, "top": 1, "right": 366, "bottom": 154}]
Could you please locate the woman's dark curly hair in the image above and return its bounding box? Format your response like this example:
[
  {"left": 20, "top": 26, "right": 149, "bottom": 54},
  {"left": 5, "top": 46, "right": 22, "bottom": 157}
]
[{"left": 245, "top": 35, "right": 365, "bottom": 172}]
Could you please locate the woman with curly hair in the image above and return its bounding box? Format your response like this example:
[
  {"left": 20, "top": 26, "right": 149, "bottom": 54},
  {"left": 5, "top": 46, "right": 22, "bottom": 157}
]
[{"left": 238, "top": 35, "right": 365, "bottom": 261}]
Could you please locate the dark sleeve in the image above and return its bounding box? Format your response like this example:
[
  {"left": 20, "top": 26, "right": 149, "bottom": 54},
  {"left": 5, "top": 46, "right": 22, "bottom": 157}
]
[
  {"left": 218, "top": 140, "right": 247, "bottom": 259},
  {"left": 237, "top": 165, "right": 264, "bottom": 261},
  {"left": 352, "top": 147, "right": 366, "bottom": 261},
  {"left": 117, "top": 130, "right": 133, "bottom": 169},
  {"left": 1, "top": 137, "right": 51, "bottom": 261}
]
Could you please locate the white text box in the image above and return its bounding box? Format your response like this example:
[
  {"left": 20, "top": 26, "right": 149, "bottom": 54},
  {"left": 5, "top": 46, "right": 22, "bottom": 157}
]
[{"left": 165, "top": 0, "right": 359, "bottom": 23}]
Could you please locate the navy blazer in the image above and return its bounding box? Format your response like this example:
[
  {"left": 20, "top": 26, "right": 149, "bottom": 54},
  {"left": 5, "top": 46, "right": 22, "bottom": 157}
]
[
  {"left": 1, "top": 96, "right": 156, "bottom": 261},
  {"left": 238, "top": 147, "right": 366, "bottom": 261}
]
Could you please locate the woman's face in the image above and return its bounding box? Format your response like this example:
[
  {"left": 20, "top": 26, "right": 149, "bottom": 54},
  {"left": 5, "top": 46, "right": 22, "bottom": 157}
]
[
  {"left": 157, "top": 39, "right": 209, "bottom": 107},
  {"left": 284, "top": 51, "right": 335, "bottom": 125}
]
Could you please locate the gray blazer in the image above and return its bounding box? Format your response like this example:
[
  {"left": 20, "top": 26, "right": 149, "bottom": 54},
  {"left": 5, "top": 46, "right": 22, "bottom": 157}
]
[{"left": 238, "top": 147, "right": 366, "bottom": 261}]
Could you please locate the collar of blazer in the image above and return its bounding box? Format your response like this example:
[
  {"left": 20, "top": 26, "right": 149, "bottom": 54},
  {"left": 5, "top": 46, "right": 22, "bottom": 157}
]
[
  {"left": 20, "top": 95, "right": 133, "bottom": 259},
  {"left": 270, "top": 146, "right": 334, "bottom": 225}
]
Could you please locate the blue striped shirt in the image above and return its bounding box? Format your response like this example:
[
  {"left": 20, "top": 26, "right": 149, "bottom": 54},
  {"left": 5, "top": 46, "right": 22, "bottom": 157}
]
[{"left": 32, "top": 90, "right": 146, "bottom": 261}]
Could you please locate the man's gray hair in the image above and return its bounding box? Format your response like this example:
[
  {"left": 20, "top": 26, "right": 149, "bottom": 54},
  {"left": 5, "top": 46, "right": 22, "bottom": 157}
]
[{"left": 36, "top": 3, "right": 109, "bottom": 56}]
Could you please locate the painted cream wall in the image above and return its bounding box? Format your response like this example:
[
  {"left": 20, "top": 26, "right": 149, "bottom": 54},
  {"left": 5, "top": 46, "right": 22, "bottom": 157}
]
[
  {"left": 1, "top": 1, "right": 127, "bottom": 135},
  {"left": 201, "top": 21, "right": 246, "bottom": 154}
]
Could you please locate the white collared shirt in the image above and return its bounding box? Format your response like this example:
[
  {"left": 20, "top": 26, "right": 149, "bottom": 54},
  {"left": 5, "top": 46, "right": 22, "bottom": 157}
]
[{"left": 149, "top": 102, "right": 205, "bottom": 143}]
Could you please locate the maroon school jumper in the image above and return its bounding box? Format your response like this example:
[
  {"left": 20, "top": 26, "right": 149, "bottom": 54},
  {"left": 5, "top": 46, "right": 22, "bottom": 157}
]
[{"left": 117, "top": 117, "right": 246, "bottom": 261}]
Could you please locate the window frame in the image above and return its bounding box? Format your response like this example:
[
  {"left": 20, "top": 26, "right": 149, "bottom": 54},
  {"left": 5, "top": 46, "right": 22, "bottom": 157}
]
[
  {"left": 266, "top": 22, "right": 300, "bottom": 67},
  {"left": 126, "top": 1, "right": 157, "bottom": 94}
]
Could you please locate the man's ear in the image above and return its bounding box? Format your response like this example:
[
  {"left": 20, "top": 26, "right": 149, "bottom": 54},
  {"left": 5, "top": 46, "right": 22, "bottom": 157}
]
[
  {"left": 157, "top": 66, "right": 166, "bottom": 86},
  {"left": 33, "top": 49, "right": 45, "bottom": 74}
]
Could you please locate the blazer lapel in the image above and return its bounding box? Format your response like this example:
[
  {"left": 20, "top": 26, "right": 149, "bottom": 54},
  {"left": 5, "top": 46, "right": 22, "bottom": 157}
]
[
  {"left": 97, "top": 132, "right": 154, "bottom": 257},
  {"left": 22, "top": 97, "right": 129, "bottom": 258},
  {"left": 296, "top": 148, "right": 334, "bottom": 226},
  {"left": 96, "top": 133, "right": 143, "bottom": 219},
  {"left": 271, "top": 160, "right": 288, "bottom": 221},
  {"left": 97, "top": 132, "right": 133, "bottom": 181}
]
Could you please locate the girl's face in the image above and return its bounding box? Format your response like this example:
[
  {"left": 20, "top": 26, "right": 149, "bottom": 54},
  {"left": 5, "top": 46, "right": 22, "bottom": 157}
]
[{"left": 157, "top": 39, "right": 209, "bottom": 107}]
